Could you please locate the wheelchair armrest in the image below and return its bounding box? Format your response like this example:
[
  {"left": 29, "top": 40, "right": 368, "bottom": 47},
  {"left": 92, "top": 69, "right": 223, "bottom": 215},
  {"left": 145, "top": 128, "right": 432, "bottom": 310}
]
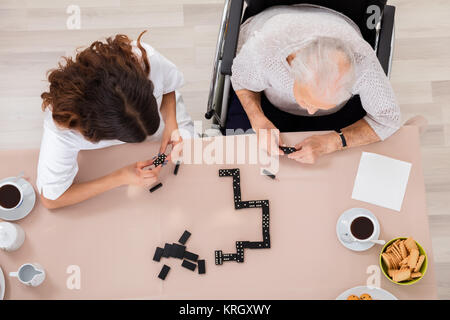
[
  {"left": 220, "top": 0, "right": 245, "bottom": 76},
  {"left": 376, "top": 5, "right": 395, "bottom": 76}
]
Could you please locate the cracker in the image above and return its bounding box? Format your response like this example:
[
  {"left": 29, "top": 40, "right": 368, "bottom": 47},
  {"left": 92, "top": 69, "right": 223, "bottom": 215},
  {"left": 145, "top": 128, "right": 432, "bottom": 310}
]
[
  {"left": 411, "top": 272, "right": 422, "bottom": 278},
  {"left": 408, "top": 249, "right": 420, "bottom": 269},
  {"left": 389, "top": 251, "right": 402, "bottom": 267},
  {"left": 400, "top": 242, "right": 408, "bottom": 259},
  {"left": 393, "top": 269, "right": 411, "bottom": 282},
  {"left": 414, "top": 255, "right": 425, "bottom": 272},
  {"left": 404, "top": 237, "right": 418, "bottom": 252},
  {"left": 387, "top": 269, "right": 396, "bottom": 277},
  {"left": 385, "top": 253, "right": 397, "bottom": 269},
  {"left": 392, "top": 243, "right": 403, "bottom": 258},
  {"left": 382, "top": 253, "right": 393, "bottom": 269},
  {"left": 394, "top": 249, "right": 403, "bottom": 261}
]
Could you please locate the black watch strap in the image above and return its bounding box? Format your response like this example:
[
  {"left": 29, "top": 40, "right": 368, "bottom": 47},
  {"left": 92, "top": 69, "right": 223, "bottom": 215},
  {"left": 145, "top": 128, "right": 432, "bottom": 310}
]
[{"left": 335, "top": 129, "right": 347, "bottom": 148}]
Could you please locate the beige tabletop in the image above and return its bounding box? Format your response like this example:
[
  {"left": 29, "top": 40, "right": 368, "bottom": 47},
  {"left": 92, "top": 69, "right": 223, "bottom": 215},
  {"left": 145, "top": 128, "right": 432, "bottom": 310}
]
[{"left": 0, "top": 127, "right": 437, "bottom": 299}]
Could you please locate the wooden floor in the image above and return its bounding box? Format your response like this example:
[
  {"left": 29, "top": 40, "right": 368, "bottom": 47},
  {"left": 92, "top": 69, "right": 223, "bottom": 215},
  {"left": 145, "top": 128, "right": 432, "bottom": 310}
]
[{"left": 0, "top": 0, "right": 449, "bottom": 299}]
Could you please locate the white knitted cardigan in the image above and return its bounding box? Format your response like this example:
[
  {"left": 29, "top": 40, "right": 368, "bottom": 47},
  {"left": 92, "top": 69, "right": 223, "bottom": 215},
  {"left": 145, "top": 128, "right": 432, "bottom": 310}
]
[{"left": 231, "top": 5, "right": 401, "bottom": 140}]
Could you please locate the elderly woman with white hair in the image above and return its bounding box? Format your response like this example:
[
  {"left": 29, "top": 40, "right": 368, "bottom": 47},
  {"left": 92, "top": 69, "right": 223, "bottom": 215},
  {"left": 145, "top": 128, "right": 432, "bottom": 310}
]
[{"left": 229, "top": 4, "right": 401, "bottom": 164}]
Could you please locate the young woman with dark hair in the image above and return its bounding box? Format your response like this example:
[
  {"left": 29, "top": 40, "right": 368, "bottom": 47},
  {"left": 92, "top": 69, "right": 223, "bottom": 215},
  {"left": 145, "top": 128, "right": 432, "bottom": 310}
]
[{"left": 37, "top": 31, "right": 194, "bottom": 209}]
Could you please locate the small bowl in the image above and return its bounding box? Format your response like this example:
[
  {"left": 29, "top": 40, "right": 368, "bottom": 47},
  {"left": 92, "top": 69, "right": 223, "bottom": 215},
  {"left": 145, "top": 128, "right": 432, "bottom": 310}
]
[{"left": 379, "top": 237, "right": 428, "bottom": 285}]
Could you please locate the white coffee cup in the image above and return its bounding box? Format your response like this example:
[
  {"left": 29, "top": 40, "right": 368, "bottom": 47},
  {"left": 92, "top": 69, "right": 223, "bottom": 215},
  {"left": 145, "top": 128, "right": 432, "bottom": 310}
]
[
  {"left": 0, "top": 222, "right": 25, "bottom": 251},
  {"left": 348, "top": 214, "right": 378, "bottom": 242},
  {"left": 341, "top": 214, "right": 378, "bottom": 243},
  {"left": 0, "top": 181, "right": 24, "bottom": 211},
  {"left": 9, "top": 263, "right": 46, "bottom": 287}
]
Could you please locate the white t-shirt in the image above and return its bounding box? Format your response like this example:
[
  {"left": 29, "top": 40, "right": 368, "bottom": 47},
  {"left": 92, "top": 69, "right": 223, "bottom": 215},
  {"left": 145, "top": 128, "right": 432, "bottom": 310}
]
[{"left": 36, "top": 41, "right": 194, "bottom": 200}]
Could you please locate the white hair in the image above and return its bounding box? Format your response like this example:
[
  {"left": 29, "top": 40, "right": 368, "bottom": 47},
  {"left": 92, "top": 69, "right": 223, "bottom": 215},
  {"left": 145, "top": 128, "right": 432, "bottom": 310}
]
[{"left": 290, "top": 37, "right": 356, "bottom": 105}]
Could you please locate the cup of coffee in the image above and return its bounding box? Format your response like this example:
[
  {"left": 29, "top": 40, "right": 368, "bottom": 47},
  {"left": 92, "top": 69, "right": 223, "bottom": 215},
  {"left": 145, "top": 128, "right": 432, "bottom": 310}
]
[
  {"left": 349, "top": 215, "right": 377, "bottom": 242},
  {"left": 0, "top": 181, "right": 24, "bottom": 211}
]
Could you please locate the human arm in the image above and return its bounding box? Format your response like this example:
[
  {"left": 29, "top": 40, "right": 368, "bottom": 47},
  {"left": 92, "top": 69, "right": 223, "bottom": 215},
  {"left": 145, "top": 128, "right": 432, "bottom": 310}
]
[{"left": 40, "top": 160, "right": 161, "bottom": 209}]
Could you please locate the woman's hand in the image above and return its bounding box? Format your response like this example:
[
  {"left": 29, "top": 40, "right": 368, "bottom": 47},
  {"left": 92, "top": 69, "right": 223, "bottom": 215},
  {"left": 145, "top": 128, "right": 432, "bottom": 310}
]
[
  {"left": 159, "top": 119, "right": 183, "bottom": 156},
  {"left": 288, "top": 132, "right": 341, "bottom": 164},
  {"left": 117, "top": 160, "right": 162, "bottom": 188},
  {"left": 250, "top": 114, "right": 284, "bottom": 156}
]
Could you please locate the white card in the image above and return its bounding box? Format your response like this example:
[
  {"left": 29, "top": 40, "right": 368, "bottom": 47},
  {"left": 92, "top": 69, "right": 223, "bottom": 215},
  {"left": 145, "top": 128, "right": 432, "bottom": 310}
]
[{"left": 351, "top": 152, "right": 412, "bottom": 212}]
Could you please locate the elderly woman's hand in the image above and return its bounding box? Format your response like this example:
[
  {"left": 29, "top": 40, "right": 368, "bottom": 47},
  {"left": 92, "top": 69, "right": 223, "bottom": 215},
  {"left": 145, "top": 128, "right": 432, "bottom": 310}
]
[
  {"left": 250, "top": 115, "right": 285, "bottom": 156},
  {"left": 288, "top": 133, "right": 341, "bottom": 164}
]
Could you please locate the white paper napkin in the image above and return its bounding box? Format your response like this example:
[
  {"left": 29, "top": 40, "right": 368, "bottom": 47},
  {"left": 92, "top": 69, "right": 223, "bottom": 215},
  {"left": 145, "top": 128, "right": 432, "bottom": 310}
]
[{"left": 352, "top": 152, "right": 412, "bottom": 212}]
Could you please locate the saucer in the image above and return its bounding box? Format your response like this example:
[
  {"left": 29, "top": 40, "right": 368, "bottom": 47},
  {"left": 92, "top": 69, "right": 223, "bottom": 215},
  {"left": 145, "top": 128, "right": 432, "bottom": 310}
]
[
  {"left": 336, "top": 285, "right": 397, "bottom": 300},
  {"left": 0, "top": 177, "right": 36, "bottom": 221},
  {"left": 0, "top": 266, "right": 5, "bottom": 300},
  {"left": 336, "top": 208, "right": 380, "bottom": 252}
]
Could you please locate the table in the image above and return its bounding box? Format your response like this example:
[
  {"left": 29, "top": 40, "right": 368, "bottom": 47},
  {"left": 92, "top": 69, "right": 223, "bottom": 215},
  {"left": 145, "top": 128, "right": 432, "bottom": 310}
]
[{"left": 0, "top": 127, "right": 437, "bottom": 299}]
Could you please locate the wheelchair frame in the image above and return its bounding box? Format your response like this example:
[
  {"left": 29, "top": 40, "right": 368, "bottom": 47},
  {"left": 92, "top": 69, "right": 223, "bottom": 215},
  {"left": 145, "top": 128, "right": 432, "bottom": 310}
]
[{"left": 205, "top": 0, "right": 396, "bottom": 130}]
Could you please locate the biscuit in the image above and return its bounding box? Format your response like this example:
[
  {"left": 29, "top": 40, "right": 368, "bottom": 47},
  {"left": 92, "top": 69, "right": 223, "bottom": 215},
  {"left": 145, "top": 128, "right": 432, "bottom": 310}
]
[
  {"left": 400, "top": 242, "right": 408, "bottom": 259},
  {"left": 393, "top": 242, "right": 402, "bottom": 255},
  {"left": 347, "top": 295, "right": 360, "bottom": 300},
  {"left": 414, "top": 255, "right": 425, "bottom": 272},
  {"left": 360, "top": 293, "right": 372, "bottom": 300},
  {"left": 382, "top": 253, "right": 393, "bottom": 269},
  {"left": 404, "top": 237, "right": 418, "bottom": 252},
  {"left": 387, "top": 269, "right": 396, "bottom": 277},
  {"left": 387, "top": 251, "right": 400, "bottom": 268},
  {"left": 411, "top": 272, "right": 422, "bottom": 279},
  {"left": 393, "top": 269, "right": 411, "bottom": 282},
  {"left": 408, "top": 249, "right": 420, "bottom": 269},
  {"left": 390, "top": 250, "right": 402, "bottom": 265}
]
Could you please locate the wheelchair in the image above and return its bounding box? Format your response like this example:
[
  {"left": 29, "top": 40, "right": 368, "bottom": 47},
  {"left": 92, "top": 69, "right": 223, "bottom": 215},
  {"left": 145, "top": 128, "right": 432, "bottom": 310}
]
[{"left": 204, "top": 0, "right": 396, "bottom": 131}]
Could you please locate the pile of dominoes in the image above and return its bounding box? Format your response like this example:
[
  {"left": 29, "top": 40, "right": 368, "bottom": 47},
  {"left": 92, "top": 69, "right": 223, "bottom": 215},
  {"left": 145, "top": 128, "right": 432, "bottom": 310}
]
[{"left": 153, "top": 230, "right": 206, "bottom": 280}]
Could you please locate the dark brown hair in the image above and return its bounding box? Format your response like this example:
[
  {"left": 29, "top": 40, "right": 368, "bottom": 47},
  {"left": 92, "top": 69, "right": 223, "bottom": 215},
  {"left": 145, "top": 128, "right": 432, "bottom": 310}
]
[{"left": 41, "top": 31, "right": 160, "bottom": 143}]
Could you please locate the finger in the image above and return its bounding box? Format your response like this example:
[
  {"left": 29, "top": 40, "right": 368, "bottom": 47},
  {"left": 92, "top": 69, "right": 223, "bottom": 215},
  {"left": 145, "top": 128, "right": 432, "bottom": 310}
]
[
  {"left": 136, "top": 159, "right": 155, "bottom": 169},
  {"left": 138, "top": 169, "right": 157, "bottom": 179},
  {"left": 159, "top": 139, "right": 169, "bottom": 154},
  {"left": 287, "top": 149, "right": 307, "bottom": 159},
  {"left": 138, "top": 164, "right": 162, "bottom": 177},
  {"left": 170, "top": 139, "right": 184, "bottom": 163}
]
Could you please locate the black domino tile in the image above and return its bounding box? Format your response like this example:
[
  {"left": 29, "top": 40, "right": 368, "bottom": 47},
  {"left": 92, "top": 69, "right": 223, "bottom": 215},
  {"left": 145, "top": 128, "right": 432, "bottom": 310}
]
[
  {"left": 149, "top": 182, "right": 163, "bottom": 193},
  {"left": 223, "top": 254, "right": 237, "bottom": 262},
  {"left": 181, "top": 259, "right": 196, "bottom": 271},
  {"left": 153, "top": 153, "right": 167, "bottom": 167},
  {"left": 198, "top": 260, "right": 206, "bottom": 274},
  {"left": 262, "top": 169, "right": 276, "bottom": 180},
  {"left": 178, "top": 230, "right": 191, "bottom": 245},
  {"left": 280, "top": 146, "right": 297, "bottom": 154},
  {"left": 158, "top": 265, "right": 170, "bottom": 280},
  {"left": 184, "top": 250, "right": 199, "bottom": 262},
  {"left": 153, "top": 247, "right": 164, "bottom": 262},
  {"left": 215, "top": 250, "right": 223, "bottom": 265},
  {"left": 173, "top": 161, "right": 181, "bottom": 175},
  {"left": 172, "top": 243, "right": 186, "bottom": 259},
  {"left": 163, "top": 243, "right": 172, "bottom": 258},
  {"left": 168, "top": 243, "right": 178, "bottom": 258}
]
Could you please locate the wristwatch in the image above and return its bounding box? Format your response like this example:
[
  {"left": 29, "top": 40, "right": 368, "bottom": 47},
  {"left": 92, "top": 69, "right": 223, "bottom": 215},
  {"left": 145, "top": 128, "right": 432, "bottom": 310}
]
[{"left": 335, "top": 129, "right": 347, "bottom": 148}]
